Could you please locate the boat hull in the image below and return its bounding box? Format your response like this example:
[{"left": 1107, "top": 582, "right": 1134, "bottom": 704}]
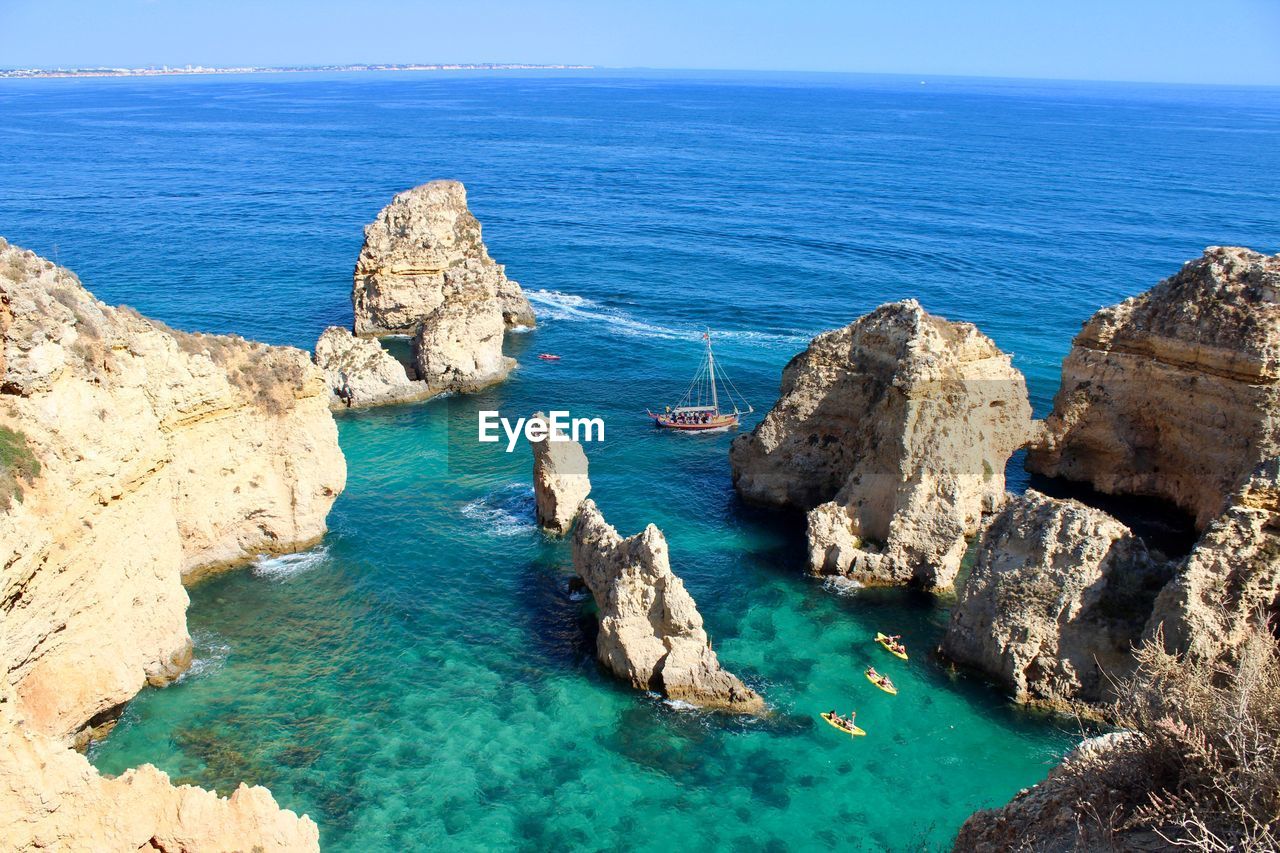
[{"left": 650, "top": 413, "right": 739, "bottom": 431}]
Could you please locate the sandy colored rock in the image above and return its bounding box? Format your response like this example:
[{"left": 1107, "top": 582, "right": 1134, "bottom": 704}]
[
  {"left": 942, "top": 491, "right": 1169, "bottom": 707},
  {"left": 0, "top": 240, "right": 337, "bottom": 849},
  {"left": 351, "top": 179, "right": 534, "bottom": 334},
  {"left": 1146, "top": 458, "right": 1280, "bottom": 661},
  {"left": 410, "top": 282, "right": 515, "bottom": 394},
  {"left": 0, "top": 684, "right": 318, "bottom": 852},
  {"left": 731, "top": 300, "right": 1032, "bottom": 589},
  {"left": 571, "top": 500, "right": 764, "bottom": 713},
  {"left": 529, "top": 411, "right": 591, "bottom": 535},
  {"left": 1027, "top": 247, "right": 1280, "bottom": 529},
  {"left": 953, "top": 732, "right": 1153, "bottom": 852},
  {"left": 313, "top": 325, "right": 431, "bottom": 409}
]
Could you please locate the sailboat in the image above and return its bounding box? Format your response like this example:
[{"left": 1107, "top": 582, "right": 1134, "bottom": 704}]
[{"left": 647, "top": 331, "right": 753, "bottom": 431}]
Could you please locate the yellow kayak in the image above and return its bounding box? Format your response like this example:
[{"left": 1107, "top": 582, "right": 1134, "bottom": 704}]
[
  {"left": 821, "top": 712, "right": 866, "bottom": 737},
  {"left": 875, "top": 632, "right": 908, "bottom": 660},
  {"left": 865, "top": 670, "right": 898, "bottom": 695}
]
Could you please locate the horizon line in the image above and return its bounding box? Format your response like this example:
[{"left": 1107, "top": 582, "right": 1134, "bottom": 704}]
[{"left": 2, "top": 62, "right": 1277, "bottom": 90}]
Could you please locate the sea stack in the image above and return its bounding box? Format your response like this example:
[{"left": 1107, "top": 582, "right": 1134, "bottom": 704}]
[
  {"left": 313, "top": 325, "right": 431, "bottom": 409},
  {"left": 571, "top": 500, "right": 764, "bottom": 714},
  {"left": 730, "top": 300, "right": 1032, "bottom": 590},
  {"left": 1027, "top": 247, "right": 1280, "bottom": 529},
  {"left": 0, "top": 240, "right": 337, "bottom": 849},
  {"left": 326, "top": 180, "right": 535, "bottom": 403},
  {"left": 529, "top": 411, "right": 591, "bottom": 535}
]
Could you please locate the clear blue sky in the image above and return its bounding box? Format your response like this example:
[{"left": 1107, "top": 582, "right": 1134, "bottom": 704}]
[{"left": 3, "top": 0, "right": 1279, "bottom": 85}]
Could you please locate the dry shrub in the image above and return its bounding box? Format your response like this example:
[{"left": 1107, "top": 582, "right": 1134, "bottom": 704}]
[{"left": 1109, "top": 624, "right": 1280, "bottom": 850}]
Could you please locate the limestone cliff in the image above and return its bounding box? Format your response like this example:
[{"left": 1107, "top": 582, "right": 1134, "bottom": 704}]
[
  {"left": 0, "top": 240, "right": 339, "bottom": 850},
  {"left": 1146, "top": 458, "right": 1280, "bottom": 662},
  {"left": 731, "top": 300, "right": 1032, "bottom": 589},
  {"left": 941, "top": 491, "right": 1169, "bottom": 707},
  {"left": 350, "top": 180, "right": 533, "bottom": 395},
  {"left": 0, "top": 684, "right": 319, "bottom": 851},
  {"left": 313, "top": 325, "right": 430, "bottom": 409},
  {"left": 953, "top": 732, "right": 1153, "bottom": 852},
  {"left": 571, "top": 500, "right": 764, "bottom": 713},
  {"left": 529, "top": 411, "right": 591, "bottom": 535},
  {"left": 1027, "top": 247, "right": 1280, "bottom": 529}
]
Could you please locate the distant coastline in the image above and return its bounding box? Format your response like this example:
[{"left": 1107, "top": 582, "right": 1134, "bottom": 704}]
[{"left": 0, "top": 62, "right": 594, "bottom": 80}]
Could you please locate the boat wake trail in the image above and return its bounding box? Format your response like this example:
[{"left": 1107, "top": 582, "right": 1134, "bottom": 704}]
[
  {"left": 525, "top": 289, "right": 810, "bottom": 349},
  {"left": 252, "top": 547, "right": 332, "bottom": 582},
  {"left": 460, "top": 483, "right": 537, "bottom": 536}
]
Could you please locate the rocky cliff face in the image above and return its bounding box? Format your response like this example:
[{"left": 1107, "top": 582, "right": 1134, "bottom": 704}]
[
  {"left": 942, "top": 491, "right": 1169, "bottom": 707},
  {"left": 953, "top": 732, "right": 1153, "bottom": 852},
  {"left": 0, "top": 683, "right": 318, "bottom": 851},
  {"left": 571, "top": 501, "right": 764, "bottom": 713},
  {"left": 731, "top": 301, "right": 1032, "bottom": 589},
  {"left": 0, "top": 240, "right": 338, "bottom": 850},
  {"left": 350, "top": 180, "right": 532, "bottom": 395},
  {"left": 1146, "top": 458, "right": 1280, "bottom": 662},
  {"left": 530, "top": 411, "right": 591, "bottom": 535},
  {"left": 1027, "top": 247, "right": 1280, "bottom": 529},
  {"left": 313, "top": 325, "right": 430, "bottom": 409}
]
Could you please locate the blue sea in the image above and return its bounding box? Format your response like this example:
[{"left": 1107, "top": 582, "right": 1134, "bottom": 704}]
[{"left": 3, "top": 70, "right": 1278, "bottom": 850}]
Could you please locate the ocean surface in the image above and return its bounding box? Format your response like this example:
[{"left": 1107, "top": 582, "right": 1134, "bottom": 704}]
[{"left": 3, "top": 70, "right": 1279, "bottom": 850}]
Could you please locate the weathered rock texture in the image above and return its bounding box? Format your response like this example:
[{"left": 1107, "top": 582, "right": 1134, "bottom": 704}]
[
  {"left": 571, "top": 500, "right": 764, "bottom": 713},
  {"left": 1146, "top": 458, "right": 1280, "bottom": 662},
  {"left": 731, "top": 300, "right": 1032, "bottom": 589},
  {"left": 351, "top": 180, "right": 533, "bottom": 393},
  {"left": 313, "top": 325, "right": 430, "bottom": 409},
  {"left": 0, "top": 240, "right": 336, "bottom": 850},
  {"left": 942, "top": 491, "right": 1170, "bottom": 707},
  {"left": 1027, "top": 247, "right": 1280, "bottom": 530},
  {"left": 530, "top": 411, "right": 590, "bottom": 535},
  {"left": 0, "top": 684, "right": 318, "bottom": 851},
  {"left": 953, "top": 732, "right": 1156, "bottom": 852}
]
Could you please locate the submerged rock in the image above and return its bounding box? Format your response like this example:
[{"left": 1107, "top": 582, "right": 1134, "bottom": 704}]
[
  {"left": 1027, "top": 247, "right": 1280, "bottom": 529},
  {"left": 571, "top": 500, "right": 764, "bottom": 713},
  {"left": 731, "top": 300, "right": 1032, "bottom": 589},
  {"left": 0, "top": 241, "right": 337, "bottom": 848},
  {"left": 313, "top": 325, "right": 430, "bottom": 409},
  {"left": 529, "top": 411, "right": 591, "bottom": 535},
  {"left": 942, "top": 491, "right": 1169, "bottom": 707},
  {"left": 1146, "top": 458, "right": 1280, "bottom": 661}
]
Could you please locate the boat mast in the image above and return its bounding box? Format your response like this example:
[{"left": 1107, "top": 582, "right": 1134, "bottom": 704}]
[{"left": 706, "top": 330, "right": 719, "bottom": 414}]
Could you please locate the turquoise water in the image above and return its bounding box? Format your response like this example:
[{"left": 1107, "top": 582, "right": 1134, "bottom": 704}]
[{"left": 3, "top": 71, "right": 1278, "bottom": 849}]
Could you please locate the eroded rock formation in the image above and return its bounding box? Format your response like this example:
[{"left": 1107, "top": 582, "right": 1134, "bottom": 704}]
[
  {"left": 530, "top": 411, "right": 591, "bottom": 535},
  {"left": 0, "top": 240, "right": 337, "bottom": 850},
  {"left": 953, "top": 732, "right": 1152, "bottom": 852},
  {"left": 313, "top": 325, "right": 430, "bottom": 409},
  {"left": 1146, "top": 458, "right": 1280, "bottom": 661},
  {"left": 942, "top": 491, "right": 1170, "bottom": 707},
  {"left": 1027, "top": 247, "right": 1280, "bottom": 529},
  {"left": 730, "top": 300, "right": 1032, "bottom": 589},
  {"left": 571, "top": 500, "right": 764, "bottom": 713},
  {"left": 0, "top": 683, "right": 318, "bottom": 851},
  {"left": 350, "top": 180, "right": 533, "bottom": 394}
]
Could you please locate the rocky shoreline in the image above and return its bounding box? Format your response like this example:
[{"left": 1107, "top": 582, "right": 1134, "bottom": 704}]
[
  {"left": 0, "top": 239, "right": 339, "bottom": 849},
  {"left": 733, "top": 246, "right": 1280, "bottom": 848}
]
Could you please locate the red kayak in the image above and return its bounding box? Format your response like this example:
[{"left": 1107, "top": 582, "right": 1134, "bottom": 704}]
[{"left": 538, "top": 353, "right": 561, "bottom": 361}]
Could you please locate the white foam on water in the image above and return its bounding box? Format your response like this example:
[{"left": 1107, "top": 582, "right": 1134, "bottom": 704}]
[
  {"left": 663, "top": 698, "right": 701, "bottom": 712},
  {"left": 252, "top": 547, "right": 331, "bottom": 582},
  {"left": 525, "top": 289, "right": 811, "bottom": 348},
  {"left": 822, "top": 576, "right": 865, "bottom": 596},
  {"left": 179, "top": 634, "right": 231, "bottom": 682},
  {"left": 460, "top": 484, "right": 537, "bottom": 536}
]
